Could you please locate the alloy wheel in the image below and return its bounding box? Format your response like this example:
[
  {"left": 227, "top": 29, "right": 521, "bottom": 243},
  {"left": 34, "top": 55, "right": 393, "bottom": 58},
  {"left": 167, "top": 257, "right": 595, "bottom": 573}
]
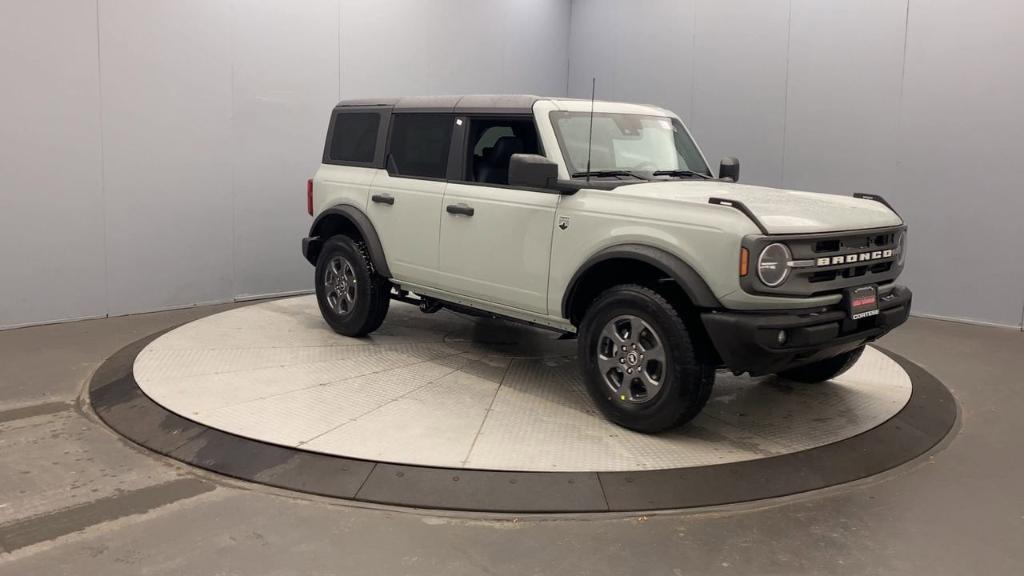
[
  {"left": 323, "top": 256, "right": 357, "bottom": 316},
  {"left": 596, "top": 315, "right": 667, "bottom": 404}
]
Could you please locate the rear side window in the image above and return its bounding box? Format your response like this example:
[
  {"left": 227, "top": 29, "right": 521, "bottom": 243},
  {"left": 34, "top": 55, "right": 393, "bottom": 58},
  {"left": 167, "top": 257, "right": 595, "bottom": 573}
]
[
  {"left": 387, "top": 114, "right": 453, "bottom": 179},
  {"left": 328, "top": 112, "right": 380, "bottom": 163}
]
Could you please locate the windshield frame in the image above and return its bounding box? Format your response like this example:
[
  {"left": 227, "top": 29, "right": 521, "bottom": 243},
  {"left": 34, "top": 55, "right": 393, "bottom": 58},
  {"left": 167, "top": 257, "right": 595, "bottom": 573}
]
[{"left": 548, "top": 110, "right": 711, "bottom": 180}]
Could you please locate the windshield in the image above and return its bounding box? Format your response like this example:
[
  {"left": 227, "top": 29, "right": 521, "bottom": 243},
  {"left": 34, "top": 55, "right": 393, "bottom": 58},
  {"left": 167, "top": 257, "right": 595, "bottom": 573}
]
[{"left": 549, "top": 111, "right": 710, "bottom": 178}]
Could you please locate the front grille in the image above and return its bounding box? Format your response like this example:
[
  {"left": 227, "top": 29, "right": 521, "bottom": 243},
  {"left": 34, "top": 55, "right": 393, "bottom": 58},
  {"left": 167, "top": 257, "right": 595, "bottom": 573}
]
[
  {"left": 742, "top": 226, "right": 905, "bottom": 297},
  {"left": 809, "top": 270, "right": 838, "bottom": 283},
  {"left": 808, "top": 260, "right": 894, "bottom": 284},
  {"left": 813, "top": 240, "right": 840, "bottom": 253}
]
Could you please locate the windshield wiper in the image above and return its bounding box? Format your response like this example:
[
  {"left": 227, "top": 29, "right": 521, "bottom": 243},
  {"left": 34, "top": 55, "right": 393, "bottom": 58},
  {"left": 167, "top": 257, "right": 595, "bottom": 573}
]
[
  {"left": 651, "top": 169, "right": 711, "bottom": 179},
  {"left": 571, "top": 170, "right": 649, "bottom": 180}
]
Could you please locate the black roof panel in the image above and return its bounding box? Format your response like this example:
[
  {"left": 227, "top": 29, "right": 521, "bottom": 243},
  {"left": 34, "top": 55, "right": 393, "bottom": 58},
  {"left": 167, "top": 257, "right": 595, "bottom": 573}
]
[{"left": 334, "top": 94, "right": 547, "bottom": 114}]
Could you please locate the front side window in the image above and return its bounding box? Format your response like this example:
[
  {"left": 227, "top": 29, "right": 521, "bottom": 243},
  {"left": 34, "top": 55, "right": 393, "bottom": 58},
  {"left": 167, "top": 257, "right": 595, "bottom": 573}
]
[
  {"left": 464, "top": 117, "right": 541, "bottom": 185},
  {"left": 387, "top": 114, "right": 453, "bottom": 179},
  {"left": 549, "top": 111, "right": 710, "bottom": 178},
  {"left": 328, "top": 112, "right": 380, "bottom": 163}
]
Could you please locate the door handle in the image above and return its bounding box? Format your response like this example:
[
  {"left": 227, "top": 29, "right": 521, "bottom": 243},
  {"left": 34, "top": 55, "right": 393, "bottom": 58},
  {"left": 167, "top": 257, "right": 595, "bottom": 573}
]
[
  {"left": 371, "top": 193, "right": 395, "bottom": 205},
  {"left": 446, "top": 203, "right": 474, "bottom": 216}
]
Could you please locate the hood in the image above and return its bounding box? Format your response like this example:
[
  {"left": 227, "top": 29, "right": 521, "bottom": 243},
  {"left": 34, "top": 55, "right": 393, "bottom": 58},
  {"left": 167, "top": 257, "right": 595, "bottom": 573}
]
[{"left": 619, "top": 181, "right": 903, "bottom": 234}]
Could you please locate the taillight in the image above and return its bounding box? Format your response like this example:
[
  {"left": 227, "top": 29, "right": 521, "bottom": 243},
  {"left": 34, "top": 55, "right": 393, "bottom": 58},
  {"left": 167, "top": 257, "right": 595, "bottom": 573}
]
[{"left": 307, "top": 178, "right": 313, "bottom": 216}]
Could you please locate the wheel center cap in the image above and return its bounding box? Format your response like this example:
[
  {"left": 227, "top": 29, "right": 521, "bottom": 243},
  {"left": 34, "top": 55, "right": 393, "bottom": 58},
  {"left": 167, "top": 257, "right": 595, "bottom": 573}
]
[{"left": 626, "top": 351, "right": 639, "bottom": 366}]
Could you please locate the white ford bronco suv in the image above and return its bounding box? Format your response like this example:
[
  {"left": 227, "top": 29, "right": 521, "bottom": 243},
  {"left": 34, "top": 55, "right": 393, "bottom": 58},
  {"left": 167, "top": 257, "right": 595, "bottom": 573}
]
[{"left": 302, "top": 95, "right": 911, "bottom": 433}]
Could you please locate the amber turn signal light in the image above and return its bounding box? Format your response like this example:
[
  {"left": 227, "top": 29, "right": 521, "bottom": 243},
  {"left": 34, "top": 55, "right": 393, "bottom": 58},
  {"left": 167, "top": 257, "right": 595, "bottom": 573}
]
[{"left": 739, "top": 247, "right": 749, "bottom": 277}]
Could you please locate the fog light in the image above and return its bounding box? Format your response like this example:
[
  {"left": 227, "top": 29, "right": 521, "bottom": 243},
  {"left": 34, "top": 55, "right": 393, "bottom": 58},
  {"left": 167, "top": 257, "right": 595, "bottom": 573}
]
[{"left": 777, "top": 330, "right": 787, "bottom": 345}]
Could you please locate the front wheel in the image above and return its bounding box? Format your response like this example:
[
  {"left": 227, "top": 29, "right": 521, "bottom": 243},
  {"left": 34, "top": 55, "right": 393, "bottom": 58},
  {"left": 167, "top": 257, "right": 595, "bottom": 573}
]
[
  {"left": 578, "top": 285, "right": 715, "bottom": 433},
  {"left": 314, "top": 235, "right": 390, "bottom": 337},
  {"left": 777, "top": 345, "right": 865, "bottom": 383}
]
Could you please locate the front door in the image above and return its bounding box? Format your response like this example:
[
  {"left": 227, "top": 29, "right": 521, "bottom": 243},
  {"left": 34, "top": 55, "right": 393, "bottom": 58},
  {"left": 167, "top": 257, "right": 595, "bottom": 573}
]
[{"left": 437, "top": 115, "right": 558, "bottom": 314}]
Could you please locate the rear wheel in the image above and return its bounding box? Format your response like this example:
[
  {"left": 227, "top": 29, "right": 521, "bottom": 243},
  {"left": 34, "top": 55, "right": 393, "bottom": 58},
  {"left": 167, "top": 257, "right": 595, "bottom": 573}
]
[
  {"left": 314, "top": 235, "right": 390, "bottom": 337},
  {"left": 777, "top": 345, "right": 865, "bottom": 383},
  {"left": 578, "top": 284, "right": 715, "bottom": 433}
]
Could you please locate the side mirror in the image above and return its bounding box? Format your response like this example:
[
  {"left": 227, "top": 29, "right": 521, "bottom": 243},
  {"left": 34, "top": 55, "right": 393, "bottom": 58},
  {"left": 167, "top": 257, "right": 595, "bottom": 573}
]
[
  {"left": 719, "top": 157, "right": 740, "bottom": 182},
  {"left": 508, "top": 154, "right": 559, "bottom": 190}
]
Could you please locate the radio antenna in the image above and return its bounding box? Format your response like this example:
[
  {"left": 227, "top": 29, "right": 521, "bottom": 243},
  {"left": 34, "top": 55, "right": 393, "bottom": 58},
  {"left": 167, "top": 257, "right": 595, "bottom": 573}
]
[{"left": 585, "top": 77, "right": 596, "bottom": 183}]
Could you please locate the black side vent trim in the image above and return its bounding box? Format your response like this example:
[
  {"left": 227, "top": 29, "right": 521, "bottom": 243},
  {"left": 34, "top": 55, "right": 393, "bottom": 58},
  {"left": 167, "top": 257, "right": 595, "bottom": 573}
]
[
  {"left": 708, "top": 197, "right": 769, "bottom": 234},
  {"left": 853, "top": 193, "right": 902, "bottom": 219}
]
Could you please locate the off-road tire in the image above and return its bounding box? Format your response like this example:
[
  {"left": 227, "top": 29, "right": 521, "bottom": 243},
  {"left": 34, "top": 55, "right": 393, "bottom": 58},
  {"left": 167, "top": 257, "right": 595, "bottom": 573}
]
[
  {"left": 314, "top": 235, "right": 390, "bottom": 337},
  {"left": 778, "top": 345, "right": 865, "bottom": 383},
  {"left": 578, "top": 284, "right": 715, "bottom": 433}
]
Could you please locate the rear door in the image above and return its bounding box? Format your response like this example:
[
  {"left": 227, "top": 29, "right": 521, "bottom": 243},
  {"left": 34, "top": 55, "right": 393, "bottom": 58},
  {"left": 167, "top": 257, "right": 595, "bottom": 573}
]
[
  {"left": 366, "top": 113, "right": 454, "bottom": 286},
  {"left": 436, "top": 115, "right": 558, "bottom": 314}
]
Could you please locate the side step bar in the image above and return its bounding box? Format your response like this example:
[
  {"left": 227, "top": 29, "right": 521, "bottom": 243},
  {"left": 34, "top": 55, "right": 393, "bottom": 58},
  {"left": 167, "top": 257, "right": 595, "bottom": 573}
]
[{"left": 388, "top": 287, "right": 575, "bottom": 337}]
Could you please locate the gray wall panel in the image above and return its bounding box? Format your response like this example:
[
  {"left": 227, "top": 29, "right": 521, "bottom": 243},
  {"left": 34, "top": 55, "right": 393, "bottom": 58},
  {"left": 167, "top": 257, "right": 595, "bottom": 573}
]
[
  {"left": 340, "top": 0, "right": 570, "bottom": 99},
  {"left": 568, "top": 0, "right": 695, "bottom": 119},
  {"left": 231, "top": 1, "right": 340, "bottom": 299},
  {"left": 497, "top": 0, "right": 572, "bottom": 96},
  {"left": 0, "top": 0, "right": 107, "bottom": 328},
  {"left": 782, "top": 0, "right": 907, "bottom": 196},
  {"left": 339, "top": 1, "right": 473, "bottom": 98},
  {"left": 689, "top": 0, "right": 791, "bottom": 187},
  {"left": 99, "top": 0, "right": 235, "bottom": 316},
  {"left": 894, "top": 0, "right": 1024, "bottom": 326}
]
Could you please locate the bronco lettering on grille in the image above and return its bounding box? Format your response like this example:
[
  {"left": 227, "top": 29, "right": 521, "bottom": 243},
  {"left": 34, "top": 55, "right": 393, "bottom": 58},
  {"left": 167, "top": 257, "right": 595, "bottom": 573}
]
[{"left": 816, "top": 250, "right": 893, "bottom": 267}]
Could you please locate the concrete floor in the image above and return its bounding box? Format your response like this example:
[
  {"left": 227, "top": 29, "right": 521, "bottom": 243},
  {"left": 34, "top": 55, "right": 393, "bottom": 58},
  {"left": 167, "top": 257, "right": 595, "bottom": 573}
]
[{"left": 0, "top": 302, "right": 1021, "bottom": 575}]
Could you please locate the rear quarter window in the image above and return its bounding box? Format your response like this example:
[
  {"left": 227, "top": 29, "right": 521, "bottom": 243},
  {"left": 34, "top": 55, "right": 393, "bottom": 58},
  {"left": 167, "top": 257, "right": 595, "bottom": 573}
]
[{"left": 327, "top": 112, "right": 381, "bottom": 164}]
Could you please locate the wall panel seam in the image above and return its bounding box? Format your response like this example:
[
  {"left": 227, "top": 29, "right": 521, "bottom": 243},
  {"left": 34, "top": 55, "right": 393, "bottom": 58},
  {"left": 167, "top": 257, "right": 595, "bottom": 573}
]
[
  {"left": 779, "top": 0, "right": 793, "bottom": 186},
  {"left": 230, "top": 0, "right": 239, "bottom": 301},
  {"left": 337, "top": 0, "right": 342, "bottom": 99},
  {"left": 95, "top": 0, "right": 111, "bottom": 321},
  {"left": 565, "top": 0, "right": 574, "bottom": 97},
  {"left": 688, "top": 0, "right": 697, "bottom": 121},
  {"left": 895, "top": 0, "right": 911, "bottom": 132}
]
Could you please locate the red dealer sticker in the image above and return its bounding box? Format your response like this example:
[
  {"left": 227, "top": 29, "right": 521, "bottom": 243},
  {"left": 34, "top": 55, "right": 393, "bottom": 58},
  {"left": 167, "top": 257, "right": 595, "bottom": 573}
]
[{"left": 846, "top": 286, "right": 879, "bottom": 320}]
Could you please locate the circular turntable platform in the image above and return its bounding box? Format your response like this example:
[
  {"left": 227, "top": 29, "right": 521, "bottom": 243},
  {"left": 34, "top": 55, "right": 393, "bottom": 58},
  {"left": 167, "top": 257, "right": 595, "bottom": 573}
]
[
  {"left": 133, "top": 296, "right": 912, "bottom": 472},
  {"left": 89, "top": 296, "right": 957, "bottom": 513}
]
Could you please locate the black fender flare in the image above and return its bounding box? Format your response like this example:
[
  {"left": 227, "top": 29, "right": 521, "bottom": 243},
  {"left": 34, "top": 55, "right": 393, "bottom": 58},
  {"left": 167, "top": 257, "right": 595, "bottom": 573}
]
[
  {"left": 561, "top": 244, "right": 721, "bottom": 319},
  {"left": 303, "top": 204, "right": 391, "bottom": 278}
]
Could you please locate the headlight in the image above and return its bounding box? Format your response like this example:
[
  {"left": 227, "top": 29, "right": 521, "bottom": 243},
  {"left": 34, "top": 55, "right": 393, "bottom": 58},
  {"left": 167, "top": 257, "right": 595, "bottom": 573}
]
[
  {"left": 757, "top": 243, "right": 791, "bottom": 287},
  {"left": 895, "top": 231, "right": 907, "bottom": 266}
]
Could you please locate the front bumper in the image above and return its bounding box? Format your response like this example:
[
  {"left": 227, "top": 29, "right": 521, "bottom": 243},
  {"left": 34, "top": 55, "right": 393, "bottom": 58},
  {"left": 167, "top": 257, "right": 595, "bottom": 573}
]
[{"left": 701, "top": 285, "right": 912, "bottom": 376}]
